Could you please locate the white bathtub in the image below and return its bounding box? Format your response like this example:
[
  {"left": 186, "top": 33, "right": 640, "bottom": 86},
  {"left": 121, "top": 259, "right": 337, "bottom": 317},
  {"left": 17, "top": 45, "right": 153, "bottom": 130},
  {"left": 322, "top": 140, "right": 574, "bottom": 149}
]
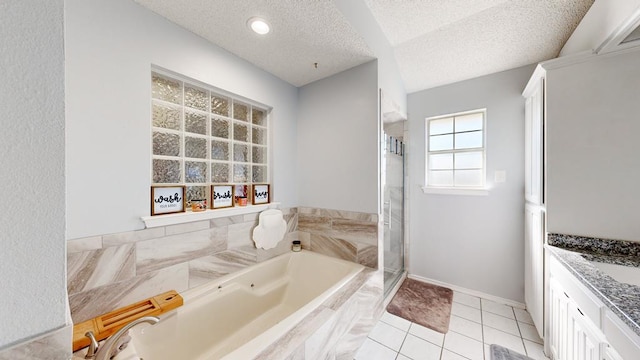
[{"left": 115, "top": 250, "right": 364, "bottom": 360}]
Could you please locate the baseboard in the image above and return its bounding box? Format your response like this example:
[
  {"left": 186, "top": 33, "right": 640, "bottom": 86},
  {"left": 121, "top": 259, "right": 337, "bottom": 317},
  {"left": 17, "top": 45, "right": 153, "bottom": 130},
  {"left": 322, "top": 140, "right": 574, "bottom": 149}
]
[
  {"left": 383, "top": 271, "right": 407, "bottom": 308},
  {"left": 407, "top": 274, "right": 526, "bottom": 309}
]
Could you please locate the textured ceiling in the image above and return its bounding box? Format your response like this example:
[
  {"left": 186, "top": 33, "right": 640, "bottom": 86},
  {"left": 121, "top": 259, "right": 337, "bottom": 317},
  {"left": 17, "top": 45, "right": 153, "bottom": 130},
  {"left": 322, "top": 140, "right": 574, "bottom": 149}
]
[
  {"left": 135, "top": 0, "right": 594, "bottom": 92},
  {"left": 133, "top": 0, "right": 375, "bottom": 87}
]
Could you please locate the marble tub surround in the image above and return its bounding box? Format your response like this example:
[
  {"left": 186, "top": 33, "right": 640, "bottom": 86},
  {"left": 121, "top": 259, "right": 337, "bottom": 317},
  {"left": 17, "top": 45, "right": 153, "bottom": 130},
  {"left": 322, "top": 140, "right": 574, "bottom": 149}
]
[
  {"left": 0, "top": 325, "right": 72, "bottom": 360},
  {"left": 546, "top": 245, "right": 640, "bottom": 337},
  {"left": 297, "top": 207, "right": 378, "bottom": 268},
  {"left": 67, "top": 208, "right": 297, "bottom": 324}
]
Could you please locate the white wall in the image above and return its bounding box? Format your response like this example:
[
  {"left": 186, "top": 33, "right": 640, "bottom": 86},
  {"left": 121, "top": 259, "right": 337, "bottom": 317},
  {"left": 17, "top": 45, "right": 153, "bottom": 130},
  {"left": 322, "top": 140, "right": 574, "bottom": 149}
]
[
  {"left": 407, "top": 64, "right": 535, "bottom": 302},
  {"left": 546, "top": 50, "right": 640, "bottom": 242},
  {"left": 66, "top": 0, "right": 299, "bottom": 239},
  {"left": 297, "top": 61, "right": 379, "bottom": 213},
  {"left": 0, "top": 0, "right": 68, "bottom": 348}
]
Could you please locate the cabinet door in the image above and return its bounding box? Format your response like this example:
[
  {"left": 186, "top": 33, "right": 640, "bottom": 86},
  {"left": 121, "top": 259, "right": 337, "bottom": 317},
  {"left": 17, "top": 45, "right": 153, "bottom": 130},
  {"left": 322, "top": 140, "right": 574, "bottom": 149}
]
[
  {"left": 603, "top": 346, "right": 623, "bottom": 360},
  {"left": 525, "top": 77, "right": 544, "bottom": 205},
  {"left": 569, "top": 304, "right": 602, "bottom": 360},
  {"left": 525, "top": 205, "right": 544, "bottom": 337},
  {"left": 550, "top": 278, "right": 570, "bottom": 360}
]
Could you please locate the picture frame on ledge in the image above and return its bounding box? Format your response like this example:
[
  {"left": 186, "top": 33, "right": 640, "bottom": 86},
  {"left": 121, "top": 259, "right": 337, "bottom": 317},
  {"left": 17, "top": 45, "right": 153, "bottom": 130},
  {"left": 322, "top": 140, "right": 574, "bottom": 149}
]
[
  {"left": 211, "top": 184, "right": 235, "bottom": 209},
  {"left": 151, "top": 185, "right": 186, "bottom": 216},
  {"left": 252, "top": 184, "right": 270, "bottom": 205}
]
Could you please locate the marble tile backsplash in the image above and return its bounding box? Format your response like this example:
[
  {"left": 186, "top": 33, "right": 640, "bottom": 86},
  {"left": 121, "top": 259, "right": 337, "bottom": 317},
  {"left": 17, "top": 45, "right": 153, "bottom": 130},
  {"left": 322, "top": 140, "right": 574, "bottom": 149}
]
[{"left": 66, "top": 206, "right": 379, "bottom": 324}]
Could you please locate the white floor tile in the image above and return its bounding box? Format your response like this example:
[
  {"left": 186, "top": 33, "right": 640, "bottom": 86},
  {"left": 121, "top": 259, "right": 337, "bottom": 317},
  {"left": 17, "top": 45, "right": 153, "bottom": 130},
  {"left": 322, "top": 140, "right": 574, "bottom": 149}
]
[
  {"left": 449, "top": 316, "right": 483, "bottom": 341},
  {"left": 523, "top": 339, "right": 550, "bottom": 360},
  {"left": 368, "top": 321, "right": 408, "bottom": 351},
  {"left": 480, "top": 299, "right": 515, "bottom": 319},
  {"left": 453, "top": 291, "right": 481, "bottom": 309},
  {"left": 408, "top": 323, "right": 445, "bottom": 346},
  {"left": 441, "top": 349, "right": 471, "bottom": 360},
  {"left": 354, "top": 338, "right": 398, "bottom": 360},
  {"left": 443, "top": 331, "right": 484, "bottom": 360},
  {"left": 396, "top": 355, "right": 412, "bottom": 360},
  {"left": 380, "top": 311, "right": 412, "bottom": 332},
  {"left": 518, "top": 322, "right": 543, "bottom": 344},
  {"left": 482, "top": 326, "right": 526, "bottom": 354},
  {"left": 482, "top": 311, "right": 520, "bottom": 336},
  {"left": 399, "top": 334, "right": 443, "bottom": 360},
  {"left": 514, "top": 308, "right": 534, "bottom": 325},
  {"left": 451, "top": 302, "right": 482, "bottom": 324},
  {"left": 484, "top": 344, "right": 491, "bottom": 359}
]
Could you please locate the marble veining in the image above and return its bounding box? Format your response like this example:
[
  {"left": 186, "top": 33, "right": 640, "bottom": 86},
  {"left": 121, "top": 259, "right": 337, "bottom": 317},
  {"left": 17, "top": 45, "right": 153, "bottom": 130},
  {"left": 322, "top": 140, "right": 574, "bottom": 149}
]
[
  {"left": 310, "top": 234, "right": 358, "bottom": 262},
  {"left": 188, "top": 247, "right": 257, "bottom": 288},
  {"left": 547, "top": 239, "right": 640, "bottom": 337},
  {"left": 0, "top": 325, "right": 72, "bottom": 360},
  {"left": 67, "top": 244, "right": 135, "bottom": 295}
]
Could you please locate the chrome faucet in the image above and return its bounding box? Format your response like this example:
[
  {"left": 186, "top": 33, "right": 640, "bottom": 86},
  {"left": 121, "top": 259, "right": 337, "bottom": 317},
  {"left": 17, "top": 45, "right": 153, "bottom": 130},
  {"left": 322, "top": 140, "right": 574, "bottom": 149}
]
[{"left": 84, "top": 316, "right": 160, "bottom": 360}]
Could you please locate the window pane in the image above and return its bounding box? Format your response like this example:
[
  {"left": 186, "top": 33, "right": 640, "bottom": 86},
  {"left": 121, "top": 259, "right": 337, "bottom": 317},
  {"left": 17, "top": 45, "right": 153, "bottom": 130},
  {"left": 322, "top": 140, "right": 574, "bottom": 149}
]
[
  {"left": 185, "top": 111, "right": 207, "bottom": 135},
  {"left": 185, "top": 137, "right": 207, "bottom": 159},
  {"left": 233, "top": 102, "right": 248, "bottom": 121},
  {"left": 429, "top": 153, "right": 453, "bottom": 170},
  {"left": 152, "top": 74, "right": 182, "bottom": 104},
  {"left": 454, "top": 151, "right": 483, "bottom": 169},
  {"left": 211, "top": 94, "right": 229, "bottom": 116},
  {"left": 186, "top": 186, "right": 206, "bottom": 204},
  {"left": 233, "top": 164, "right": 249, "bottom": 182},
  {"left": 212, "top": 118, "right": 229, "bottom": 139},
  {"left": 454, "top": 131, "right": 482, "bottom": 149},
  {"left": 429, "top": 118, "right": 453, "bottom": 135},
  {"left": 153, "top": 132, "right": 180, "bottom": 156},
  {"left": 252, "top": 108, "right": 266, "bottom": 126},
  {"left": 153, "top": 159, "right": 181, "bottom": 183},
  {"left": 234, "top": 144, "right": 249, "bottom": 162},
  {"left": 211, "top": 162, "right": 229, "bottom": 183},
  {"left": 211, "top": 140, "right": 229, "bottom": 160},
  {"left": 455, "top": 113, "right": 483, "bottom": 132},
  {"left": 152, "top": 102, "right": 181, "bottom": 130},
  {"left": 233, "top": 122, "right": 249, "bottom": 142},
  {"left": 185, "top": 161, "right": 207, "bottom": 183},
  {"left": 252, "top": 127, "right": 266, "bottom": 145},
  {"left": 429, "top": 170, "right": 453, "bottom": 187},
  {"left": 252, "top": 146, "right": 267, "bottom": 164},
  {"left": 252, "top": 165, "right": 267, "bottom": 183},
  {"left": 454, "top": 169, "right": 483, "bottom": 187},
  {"left": 429, "top": 134, "right": 453, "bottom": 151},
  {"left": 185, "top": 85, "right": 208, "bottom": 111}
]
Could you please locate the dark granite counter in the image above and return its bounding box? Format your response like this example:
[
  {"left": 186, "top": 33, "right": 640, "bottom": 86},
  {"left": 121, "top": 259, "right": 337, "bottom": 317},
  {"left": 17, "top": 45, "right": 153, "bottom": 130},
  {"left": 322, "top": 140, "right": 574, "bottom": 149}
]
[{"left": 547, "top": 233, "right": 640, "bottom": 338}]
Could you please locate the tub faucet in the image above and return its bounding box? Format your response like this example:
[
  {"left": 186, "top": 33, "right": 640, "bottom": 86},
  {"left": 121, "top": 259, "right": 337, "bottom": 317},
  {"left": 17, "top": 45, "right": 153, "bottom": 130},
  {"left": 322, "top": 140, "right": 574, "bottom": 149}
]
[{"left": 85, "top": 316, "right": 160, "bottom": 360}]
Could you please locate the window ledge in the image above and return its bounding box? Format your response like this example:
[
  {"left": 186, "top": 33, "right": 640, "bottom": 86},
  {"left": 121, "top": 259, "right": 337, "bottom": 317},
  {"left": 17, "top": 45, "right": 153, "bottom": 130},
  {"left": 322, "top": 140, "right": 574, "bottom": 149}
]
[
  {"left": 142, "top": 202, "right": 281, "bottom": 228},
  {"left": 421, "top": 187, "right": 489, "bottom": 196}
]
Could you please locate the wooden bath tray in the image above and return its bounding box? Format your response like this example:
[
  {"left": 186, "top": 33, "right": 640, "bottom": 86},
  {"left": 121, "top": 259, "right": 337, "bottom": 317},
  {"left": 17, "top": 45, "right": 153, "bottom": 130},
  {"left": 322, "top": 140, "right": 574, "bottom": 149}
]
[{"left": 72, "top": 290, "right": 183, "bottom": 351}]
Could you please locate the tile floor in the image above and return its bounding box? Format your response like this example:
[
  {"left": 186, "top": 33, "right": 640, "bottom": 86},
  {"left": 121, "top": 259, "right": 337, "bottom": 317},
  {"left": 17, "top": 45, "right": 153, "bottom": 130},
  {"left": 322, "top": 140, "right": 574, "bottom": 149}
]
[{"left": 354, "top": 291, "right": 550, "bottom": 360}]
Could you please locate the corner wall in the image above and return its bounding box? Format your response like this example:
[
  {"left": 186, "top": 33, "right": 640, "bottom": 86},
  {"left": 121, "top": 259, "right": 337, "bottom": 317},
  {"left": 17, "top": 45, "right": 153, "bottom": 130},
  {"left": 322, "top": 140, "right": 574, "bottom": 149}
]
[
  {"left": 407, "top": 64, "right": 535, "bottom": 302},
  {"left": 65, "top": 0, "right": 299, "bottom": 240},
  {"left": 0, "top": 0, "right": 69, "bottom": 351}
]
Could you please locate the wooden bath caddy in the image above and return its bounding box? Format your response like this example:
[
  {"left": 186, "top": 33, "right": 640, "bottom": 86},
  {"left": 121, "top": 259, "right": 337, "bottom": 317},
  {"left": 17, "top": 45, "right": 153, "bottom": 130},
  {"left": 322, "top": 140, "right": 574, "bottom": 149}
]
[{"left": 72, "top": 290, "right": 183, "bottom": 351}]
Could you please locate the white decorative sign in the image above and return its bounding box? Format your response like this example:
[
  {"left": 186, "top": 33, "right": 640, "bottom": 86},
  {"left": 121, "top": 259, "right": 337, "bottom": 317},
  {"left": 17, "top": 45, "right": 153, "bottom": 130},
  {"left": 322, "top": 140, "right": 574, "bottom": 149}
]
[
  {"left": 253, "top": 184, "right": 270, "bottom": 204},
  {"left": 212, "top": 185, "right": 235, "bottom": 209},
  {"left": 151, "top": 186, "right": 185, "bottom": 215}
]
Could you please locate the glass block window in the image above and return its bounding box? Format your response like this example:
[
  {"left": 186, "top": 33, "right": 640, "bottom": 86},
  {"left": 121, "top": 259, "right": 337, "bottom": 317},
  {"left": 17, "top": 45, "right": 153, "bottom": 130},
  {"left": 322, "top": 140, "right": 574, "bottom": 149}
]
[
  {"left": 425, "top": 110, "right": 485, "bottom": 189},
  {"left": 151, "top": 72, "right": 269, "bottom": 206}
]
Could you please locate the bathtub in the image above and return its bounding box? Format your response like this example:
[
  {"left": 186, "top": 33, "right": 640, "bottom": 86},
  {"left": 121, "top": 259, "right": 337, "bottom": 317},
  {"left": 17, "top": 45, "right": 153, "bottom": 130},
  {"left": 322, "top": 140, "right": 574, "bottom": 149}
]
[{"left": 115, "top": 250, "right": 365, "bottom": 360}]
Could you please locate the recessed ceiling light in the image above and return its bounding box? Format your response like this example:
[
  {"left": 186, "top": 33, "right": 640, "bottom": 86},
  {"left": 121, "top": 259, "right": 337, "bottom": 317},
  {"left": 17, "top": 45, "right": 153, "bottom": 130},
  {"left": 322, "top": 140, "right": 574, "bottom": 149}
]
[{"left": 247, "top": 17, "right": 270, "bottom": 35}]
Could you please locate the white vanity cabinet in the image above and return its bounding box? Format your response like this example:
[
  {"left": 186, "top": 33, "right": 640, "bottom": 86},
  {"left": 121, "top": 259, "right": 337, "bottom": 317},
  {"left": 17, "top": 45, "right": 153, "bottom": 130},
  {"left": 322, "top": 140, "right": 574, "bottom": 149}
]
[{"left": 547, "top": 252, "right": 640, "bottom": 360}]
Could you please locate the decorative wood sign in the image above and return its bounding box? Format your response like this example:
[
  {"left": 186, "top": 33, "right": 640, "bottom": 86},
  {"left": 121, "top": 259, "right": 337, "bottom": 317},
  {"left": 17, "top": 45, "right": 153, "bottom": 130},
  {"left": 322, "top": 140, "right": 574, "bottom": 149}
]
[
  {"left": 151, "top": 186, "right": 186, "bottom": 216},
  {"left": 211, "top": 184, "right": 235, "bottom": 209},
  {"left": 253, "top": 184, "right": 270, "bottom": 204}
]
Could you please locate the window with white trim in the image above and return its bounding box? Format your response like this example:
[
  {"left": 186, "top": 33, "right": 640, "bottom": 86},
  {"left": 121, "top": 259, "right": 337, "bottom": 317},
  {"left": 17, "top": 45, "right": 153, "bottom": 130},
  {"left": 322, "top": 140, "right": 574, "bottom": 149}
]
[
  {"left": 425, "top": 110, "right": 485, "bottom": 189},
  {"left": 151, "top": 71, "right": 269, "bottom": 206}
]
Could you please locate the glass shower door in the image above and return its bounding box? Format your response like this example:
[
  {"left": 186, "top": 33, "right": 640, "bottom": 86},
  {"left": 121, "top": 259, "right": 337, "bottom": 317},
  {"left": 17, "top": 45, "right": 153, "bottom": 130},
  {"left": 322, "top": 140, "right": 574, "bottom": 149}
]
[{"left": 383, "top": 130, "right": 405, "bottom": 295}]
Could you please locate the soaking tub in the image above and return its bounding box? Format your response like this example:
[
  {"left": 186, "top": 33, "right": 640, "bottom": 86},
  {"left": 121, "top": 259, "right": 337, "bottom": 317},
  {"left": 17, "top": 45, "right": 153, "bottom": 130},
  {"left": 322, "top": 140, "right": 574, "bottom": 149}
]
[{"left": 115, "top": 250, "right": 365, "bottom": 360}]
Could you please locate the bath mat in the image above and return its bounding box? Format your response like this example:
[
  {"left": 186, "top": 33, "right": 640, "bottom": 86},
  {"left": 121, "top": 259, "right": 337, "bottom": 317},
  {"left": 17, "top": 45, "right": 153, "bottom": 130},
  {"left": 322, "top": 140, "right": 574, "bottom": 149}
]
[
  {"left": 386, "top": 278, "right": 453, "bottom": 333},
  {"left": 490, "top": 344, "right": 534, "bottom": 360}
]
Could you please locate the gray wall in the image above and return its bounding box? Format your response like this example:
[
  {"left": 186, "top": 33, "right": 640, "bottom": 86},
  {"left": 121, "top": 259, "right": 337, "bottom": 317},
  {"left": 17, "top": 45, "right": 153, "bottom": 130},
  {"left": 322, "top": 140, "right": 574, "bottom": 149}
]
[
  {"left": 0, "top": 0, "right": 67, "bottom": 348},
  {"left": 66, "top": 0, "right": 299, "bottom": 239},
  {"left": 297, "top": 61, "right": 379, "bottom": 213},
  {"left": 546, "top": 50, "right": 640, "bottom": 242},
  {"left": 407, "top": 64, "right": 535, "bottom": 302}
]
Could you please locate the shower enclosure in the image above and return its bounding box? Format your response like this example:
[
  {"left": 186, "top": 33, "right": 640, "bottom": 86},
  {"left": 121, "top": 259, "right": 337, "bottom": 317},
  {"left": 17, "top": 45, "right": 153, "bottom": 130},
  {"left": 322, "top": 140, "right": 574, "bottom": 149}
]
[{"left": 381, "top": 92, "right": 407, "bottom": 296}]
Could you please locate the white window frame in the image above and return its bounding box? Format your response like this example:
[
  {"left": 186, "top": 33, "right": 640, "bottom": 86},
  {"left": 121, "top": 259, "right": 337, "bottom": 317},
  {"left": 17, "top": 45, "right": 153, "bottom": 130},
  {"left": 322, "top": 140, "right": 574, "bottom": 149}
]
[
  {"left": 423, "top": 109, "right": 488, "bottom": 196},
  {"left": 151, "top": 68, "right": 271, "bottom": 206}
]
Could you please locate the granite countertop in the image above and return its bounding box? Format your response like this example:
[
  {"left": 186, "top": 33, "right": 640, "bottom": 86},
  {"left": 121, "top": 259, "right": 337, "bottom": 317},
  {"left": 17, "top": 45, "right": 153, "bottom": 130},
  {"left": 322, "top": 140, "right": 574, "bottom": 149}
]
[{"left": 547, "top": 233, "right": 640, "bottom": 338}]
